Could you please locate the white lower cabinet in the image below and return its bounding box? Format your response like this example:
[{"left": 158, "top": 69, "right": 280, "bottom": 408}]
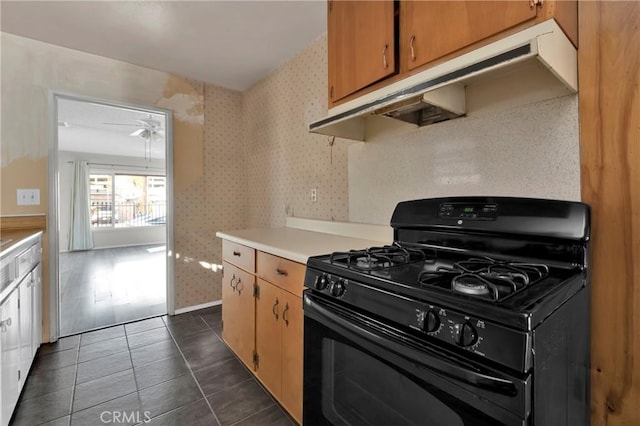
[
  {"left": 31, "top": 264, "right": 42, "bottom": 359},
  {"left": 1, "top": 289, "right": 20, "bottom": 426},
  {"left": 0, "top": 236, "right": 43, "bottom": 426},
  {"left": 19, "top": 274, "right": 33, "bottom": 383}
]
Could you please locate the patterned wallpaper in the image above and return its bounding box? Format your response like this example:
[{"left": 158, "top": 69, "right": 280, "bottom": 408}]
[
  {"left": 243, "top": 34, "right": 354, "bottom": 229},
  {"left": 174, "top": 84, "right": 245, "bottom": 308}
]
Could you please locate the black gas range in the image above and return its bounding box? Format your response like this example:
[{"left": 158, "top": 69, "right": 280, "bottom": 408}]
[{"left": 302, "top": 197, "right": 590, "bottom": 425}]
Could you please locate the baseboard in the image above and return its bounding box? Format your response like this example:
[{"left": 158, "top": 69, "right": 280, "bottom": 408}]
[{"left": 174, "top": 300, "right": 222, "bottom": 315}]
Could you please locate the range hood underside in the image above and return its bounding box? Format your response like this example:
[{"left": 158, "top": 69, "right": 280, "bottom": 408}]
[{"left": 310, "top": 20, "right": 577, "bottom": 142}]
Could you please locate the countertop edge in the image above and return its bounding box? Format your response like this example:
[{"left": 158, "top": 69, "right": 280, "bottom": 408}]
[
  {"left": 1, "top": 230, "right": 43, "bottom": 304},
  {"left": 0, "top": 230, "right": 44, "bottom": 260},
  {"left": 216, "top": 228, "right": 390, "bottom": 264}
]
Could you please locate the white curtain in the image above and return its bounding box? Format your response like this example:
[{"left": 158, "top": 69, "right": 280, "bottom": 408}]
[{"left": 69, "top": 161, "right": 94, "bottom": 251}]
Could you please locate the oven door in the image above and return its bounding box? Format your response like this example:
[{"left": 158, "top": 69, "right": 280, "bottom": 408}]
[{"left": 303, "top": 292, "right": 530, "bottom": 426}]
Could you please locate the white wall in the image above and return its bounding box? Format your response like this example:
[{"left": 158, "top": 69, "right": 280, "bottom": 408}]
[
  {"left": 59, "top": 151, "right": 166, "bottom": 251},
  {"left": 348, "top": 95, "right": 581, "bottom": 224}
]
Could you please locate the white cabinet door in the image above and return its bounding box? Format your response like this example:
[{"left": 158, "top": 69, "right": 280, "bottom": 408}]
[
  {"left": 31, "top": 264, "right": 42, "bottom": 357},
  {"left": 19, "top": 273, "right": 33, "bottom": 389},
  {"left": 1, "top": 289, "right": 20, "bottom": 426}
]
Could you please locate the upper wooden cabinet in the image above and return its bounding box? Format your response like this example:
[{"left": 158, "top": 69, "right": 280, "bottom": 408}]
[
  {"left": 327, "top": 0, "right": 577, "bottom": 107},
  {"left": 328, "top": 0, "right": 396, "bottom": 103},
  {"left": 401, "top": 1, "right": 537, "bottom": 72}
]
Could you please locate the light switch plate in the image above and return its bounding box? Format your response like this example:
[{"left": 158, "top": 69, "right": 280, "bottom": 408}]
[{"left": 17, "top": 189, "right": 40, "bottom": 205}]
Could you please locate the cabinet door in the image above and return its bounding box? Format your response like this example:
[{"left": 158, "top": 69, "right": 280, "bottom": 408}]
[
  {"left": 1, "top": 289, "right": 20, "bottom": 426},
  {"left": 280, "top": 291, "right": 303, "bottom": 424},
  {"left": 401, "top": 0, "right": 537, "bottom": 72},
  {"left": 19, "top": 274, "right": 33, "bottom": 387},
  {"left": 221, "top": 262, "right": 255, "bottom": 370},
  {"left": 31, "top": 264, "right": 42, "bottom": 358},
  {"left": 328, "top": 0, "right": 396, "bottom": 103},
  {"left": 255, "top": 279, "right": 282, "bottom": 397}
]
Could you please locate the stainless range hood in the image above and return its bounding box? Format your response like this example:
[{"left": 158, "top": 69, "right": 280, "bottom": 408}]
[{"left": 309, "top": 20, "right": 577, "bottom": 142}]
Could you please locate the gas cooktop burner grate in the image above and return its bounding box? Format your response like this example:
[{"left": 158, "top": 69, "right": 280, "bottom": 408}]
[
  {"left": 330, "top": 243, "right": 433, "bottom": 271},
  {"left": 418, "top": 257, "right": 550, "bottom": 302}
]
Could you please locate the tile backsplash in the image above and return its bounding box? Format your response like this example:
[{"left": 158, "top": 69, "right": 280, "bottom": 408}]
[{"left": 348, "top": 95, "right": 581, "bottom": 224}]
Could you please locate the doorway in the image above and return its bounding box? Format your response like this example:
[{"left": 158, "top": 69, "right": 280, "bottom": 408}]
[{"left": 50, "top": 94, "right": 174, "bottom": 337}]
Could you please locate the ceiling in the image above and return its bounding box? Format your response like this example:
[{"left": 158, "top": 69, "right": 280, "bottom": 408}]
[
  {"left": 0, "top": 1, "right": 327, "bottom": 91},
  {"left": 58, "top": 98, "right": 167, "bottom": 160}
]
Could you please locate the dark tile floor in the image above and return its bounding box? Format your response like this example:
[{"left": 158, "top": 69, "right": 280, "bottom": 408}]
[
  {"left": 59, "top": 245, "right": 167, "bottom": 336},
  {"left": 11, "top": 306, "right": 294, "bottom": 426}
]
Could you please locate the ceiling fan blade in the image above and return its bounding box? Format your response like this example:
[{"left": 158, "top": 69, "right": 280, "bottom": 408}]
[
  {"left": 130, "top": 128, "right": 146, "bottom": 137},
  {"left": 102, "top": 122, "right": 141, "bottom": 126},
  {"left": 137, "top": 118, "right": 161, "bottom": 128}
]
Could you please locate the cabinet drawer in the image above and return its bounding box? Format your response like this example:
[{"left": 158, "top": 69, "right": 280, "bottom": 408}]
[
  {"left": 257, "top": 252, "right": 305, "bottom": 297},
  {"left": 16, "top": 245, "right": 37, "bottom": 278},
  {"left": 222, "top": 241, "right": 255, "bottom": 272}
]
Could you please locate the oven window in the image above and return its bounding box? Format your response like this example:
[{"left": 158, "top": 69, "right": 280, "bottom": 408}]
[{"left": 322, "top": 339, "right": 464, "bottom": 426}]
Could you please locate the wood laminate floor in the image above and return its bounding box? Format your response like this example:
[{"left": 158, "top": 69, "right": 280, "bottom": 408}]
[{"left": 59, "top": 245, "right": 166, "bottom": 336}]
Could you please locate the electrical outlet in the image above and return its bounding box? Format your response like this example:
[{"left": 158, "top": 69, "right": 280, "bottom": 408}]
[
  {"left": 17, "top": 189, "right": 40, "bottom": 206},
  {"left": 311, "top": 188, "right": 317, "bottom": 202}
]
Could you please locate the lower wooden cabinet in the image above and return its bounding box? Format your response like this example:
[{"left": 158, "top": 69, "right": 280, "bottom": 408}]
[
  {"left": 279, "top": 289, "right": 304, "bottom": 421},
  {"left": 255, "top": 278, "right": 303, "bottom": 424},
  {"left": 221, "top": 261, "right": 255, "bottom": 370},
  {"left": 220, "top": 241, "right": 304, "bottom": 424},
  {"left": 255, "top": 279, "right": 283, "bottom": 396}
]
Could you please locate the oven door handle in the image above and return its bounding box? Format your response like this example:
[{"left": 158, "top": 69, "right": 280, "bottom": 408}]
[{"left": 304, "top": 294, "right": 518, "bottom": 396}]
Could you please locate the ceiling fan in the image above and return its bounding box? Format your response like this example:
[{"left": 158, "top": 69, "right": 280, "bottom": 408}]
[
  {"left": 103, "top": 116, "right": 164, "bottom": 138},
  {"left": 103, "top": 115, "right": 165, "bottom": 160}
]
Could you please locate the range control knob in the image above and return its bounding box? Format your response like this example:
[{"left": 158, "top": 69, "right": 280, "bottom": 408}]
[
  {"left": 423, "top": 310, "right": 440, "bottom": 333},
  {"left": 330, "top": 279, "right": 346, "bottom": 297},
  {"left": 314, "top": 274, "right": 329, "bottom": 290},
  {"left": 454, "top": 321, "right": 478, "bottom": 347}
]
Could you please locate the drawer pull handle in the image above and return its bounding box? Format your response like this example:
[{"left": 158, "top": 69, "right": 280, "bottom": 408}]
[
  {"left": 283, "top": 302, "right": 290, "bottom": 327},
  {"left": 272, "top": 298, "right": 280, "bottom": 320},
  {"left": 276, "top": 268, "right": 288, "bottom": 277},
  {"left": 233, "top": 251, "right": 241, "bottom": 257},
  {"left": 0, "top": 317, "right": 12, "bottom": 332}
]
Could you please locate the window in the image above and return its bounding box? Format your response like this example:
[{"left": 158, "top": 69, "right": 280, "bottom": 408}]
[{"left": 90, "top": 173, "right": 166, "bottom": 228}]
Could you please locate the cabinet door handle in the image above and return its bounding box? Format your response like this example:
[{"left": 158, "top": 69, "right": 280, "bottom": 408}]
[
  {"left": 272, "top": 298, "right": 280, "bottom": 320},
  {"left": 330, "top": 85, "right": 334, "bottom": 99},
  {"left": 233, "top": 251, "right": 241, "bottom": 257},
  {"left": 276, "top": 268, "right": 288, "bottom": 277},
  {"left": 230, "top": 274, "right": 237, "bottom": 292},
  {"left": 382, "top": 44, "right": 389, "bottom": 69},
  {"left": 410, "top": 35, "right": 416, "bottom": 62},
  {"left": 236, "top": 278, "right": 243, "bottom": 296},
  {"left": 283, "top": 302, "right": 290, "bottom": 327},
  {"left": 0, "top": 317, "right": 12, "bottom": 332}
]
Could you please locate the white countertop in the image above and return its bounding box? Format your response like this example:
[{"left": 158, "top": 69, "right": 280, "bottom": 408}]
[{"left": 216, "top": 227, "right": 391, "bottom": 264}]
